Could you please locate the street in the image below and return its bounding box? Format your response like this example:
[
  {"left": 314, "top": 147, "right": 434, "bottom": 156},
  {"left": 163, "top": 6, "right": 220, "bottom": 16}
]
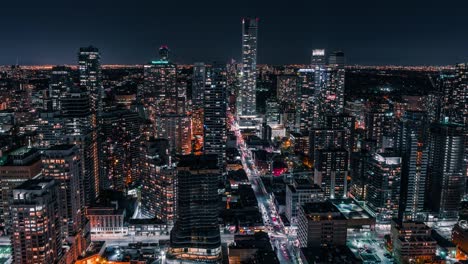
[{"left": 229, "top": 113, "right": 298, "bottom": 263}]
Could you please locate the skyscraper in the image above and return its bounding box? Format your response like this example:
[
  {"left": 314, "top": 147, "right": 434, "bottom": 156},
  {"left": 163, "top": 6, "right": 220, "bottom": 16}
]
[
  {"left": 265, "top": 98, "right": 281, "bottom": 125},
  {"left": 192, "top": 62, "right": 206, "bottom": 138},
  {"left": 296, "top": 68, "right": 318, "bottom": 132},
  {"left": 48, "top": 66, "right": 72, "bottom": 111},
  {"left": 61, "top": 87, "right": 99, "bottom": 205},
  {"left": 426, "top": 123, "right": 465, "bottom": 219},
  {"left": 367, "top": 152, "right": 401, "bottom": 222},
  {"left": 140, "top": 139, "right": 176, "bottom": 223},
  {"left": 396, "top": 111, "right": 429, "bottom": 221},
  {"left": 239, "top": 17, "right": 258, "bottom": 116},
  {"left": 11, "top": 179, "right": 63, "bottom": 264},
  {"left": 78, "top": 46, "right": 102, "bottom": 115},
  {"left": 204, "top": 63, "right": 227, "bottom": 169},
  {"left": 143, "top": 46, "right": 178, "bottom": 118},
  {"left": 311, "top": 49, "right": 326, "bottom": 66},
  {"left": 42, "top": 144, "right": 89, "bottom": 261},
  {"left": 192, "top": 62, "right": 206, "bottom": 110},
  {"left": 98, "top": 109, "right": 140, "bottom": 190},
  {"left": 314, "top": 149, "right": 349, "bottom": 199},
  {"left": 156, "top": 114, "right": 192, "bottom": 155},
  {"left": 167, "top": 155, "right": 222, "bottom": 263}
]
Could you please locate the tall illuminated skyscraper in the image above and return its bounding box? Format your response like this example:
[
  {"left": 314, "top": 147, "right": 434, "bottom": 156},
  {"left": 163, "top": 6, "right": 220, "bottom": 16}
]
[
  {"left": 78, "top": 46, "right": 102, "bottom": 115},
  {"left": 144, "top": 46, "right": 178, "bottom": 117},
  {"left": 167, "top": 155, "right": 222, "bottom": 263},
  {"left": 311, "top": 49, "right": 326, "bottom": 66},
  {"left": 42, "top": 145, "right": 89, "bottom": 261},
  {"left": 239, "top": 17, "right": 258, "bottom": 116},
  {"left": 396, "top": 111, "right": 429, "bottom": 221},
  {"left": 48, "top": 66, "right": 72, "bottom": 111},
  {"left": 192, "top": 62, "right": 206, "bottom": 110},
  {"left": 204, "top": 63, "right": 227, "bottom": 169},
  {"left": 426, "top": 123, "right": 465, "bottom": 219}
]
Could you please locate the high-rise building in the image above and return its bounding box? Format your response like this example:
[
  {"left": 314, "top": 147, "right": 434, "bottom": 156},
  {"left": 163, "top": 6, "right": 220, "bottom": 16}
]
[
  {"left": 366, "top": 152, "right": 401, "bottom": 222},
  {"left": 42, "top": 144, "right": 89, "bottom": 261},
  {"left": 309, "top": 128, "right": 347, "bottom": 165},
  {"left": 11, "top": 179, "right": 63, "bottom": 264},
  {"left": 204, "top": 63, "right": 227, "bottom": 169},
  {"left": 98, "top": 109, "right": 140, "bottom": 190},
  {"left": 311, "top": 49, "right": 326, "bottom": 66},
  {"left": 192, "top": 62, "right": 207, "bottom": 138},
  {"left": 316, "top": 63, "right": 345, "bottom": 126},
  {"left": 239, "top": 17, "right": 258, "bottom": 116},
  {"left": 328, "top": 51, "right": 345, "bottom": 66},
  {"left": 314, "top": 149, "right": 349, "bottom": 199},
  {"left": 156, "top": 114, "right": 192, "bottom": 155},
  {"left": 276, "top": 75, "right": 298, "bottom": 107},
  {"left": 296, "top": 68, "right": 319, "bottom": 132},
  {"left": 140, "top": 139, "right": 177, "bottom": 224},
  {"left": 440, "top": 63, "right": 467, "bottom": 125},
  {"left": 265, "top": 98, "right": 280, "bottom": 125},
  {"left": 61, "top": 87, "right": 99, "bottom": 206},
  {"left": 426, "top": 123, "right": 465, "bottom": 219},
  {"left": 48, "top": 66, "right": 72, "bottom": 111},
  {"left": 396, "top": 111, "right": 429, "bottom": 221},
  {"left": 192, "top": 62, "right": 206, "bottom": 110},
  {"left": 0, "top": 146, "right": 42, "bottom": 234},
  {"left": 143, "top": 46, "right": 178, "bottom": 118},
  {"left": 167, "top": 155, "right": 222, "bottom": 263},
  {"left": 78, "top": 46, "right": 102, "bottom": 115}
]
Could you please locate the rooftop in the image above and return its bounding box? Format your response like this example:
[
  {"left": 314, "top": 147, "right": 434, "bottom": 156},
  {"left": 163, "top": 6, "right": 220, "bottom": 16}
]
[{"left": 177, "top": 154, "right": 219, "bottom": 170}]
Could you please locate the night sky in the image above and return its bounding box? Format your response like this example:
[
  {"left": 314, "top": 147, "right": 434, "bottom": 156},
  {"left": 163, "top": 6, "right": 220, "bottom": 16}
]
[{"left": 2, "top": 0, "right": 467, "bottom": 65}]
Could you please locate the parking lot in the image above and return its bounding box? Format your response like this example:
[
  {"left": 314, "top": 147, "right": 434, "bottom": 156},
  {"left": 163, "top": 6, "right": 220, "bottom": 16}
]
[{"left": 347, "top": 231, "right": 394, "bottom": 263}]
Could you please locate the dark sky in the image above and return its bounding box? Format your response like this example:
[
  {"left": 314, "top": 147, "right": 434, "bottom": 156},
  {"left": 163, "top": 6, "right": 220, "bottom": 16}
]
[{"left": 1, "top": 0, "right": 467, "bottom": 65}]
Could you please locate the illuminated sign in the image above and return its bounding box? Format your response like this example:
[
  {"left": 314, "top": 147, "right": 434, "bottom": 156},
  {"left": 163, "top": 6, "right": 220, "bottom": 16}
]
[{"left": 312, "top": 49, "right": 325, "bottom": 56}]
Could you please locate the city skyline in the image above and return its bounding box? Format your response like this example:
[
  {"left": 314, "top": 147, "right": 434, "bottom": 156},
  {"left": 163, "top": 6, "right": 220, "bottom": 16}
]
[
  {"left": 2, "top": 1, "right": 468, "bottom": 263},
  {"left": 2, "top": 0, "right": 468, "bottom": 66}
]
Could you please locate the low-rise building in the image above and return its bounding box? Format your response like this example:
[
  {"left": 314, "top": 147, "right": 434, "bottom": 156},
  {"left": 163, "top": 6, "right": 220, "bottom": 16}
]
[
  {"left": 391, "top": 220, "right": 436, "bottom": 264},
  {"left": 285, "top": 178, "right": 324, "bottom": 224},
  {"left": 297, "top": 201, "right": 347, "bottom": 248}
]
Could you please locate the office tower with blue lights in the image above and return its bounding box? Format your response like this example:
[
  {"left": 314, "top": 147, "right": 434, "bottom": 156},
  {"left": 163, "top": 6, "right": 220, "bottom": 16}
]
[
  {"left": 396, "top": 111, "right": 429, "bottom": 221},
  {"left": 203, "top": 63, "right": 227, "bottom": 170},
  {"left": 167, "top": 155, "right": 222, "bottom": 263},
  {"left": 239, "top": 17, "right": 258, "bottom": 116}
]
